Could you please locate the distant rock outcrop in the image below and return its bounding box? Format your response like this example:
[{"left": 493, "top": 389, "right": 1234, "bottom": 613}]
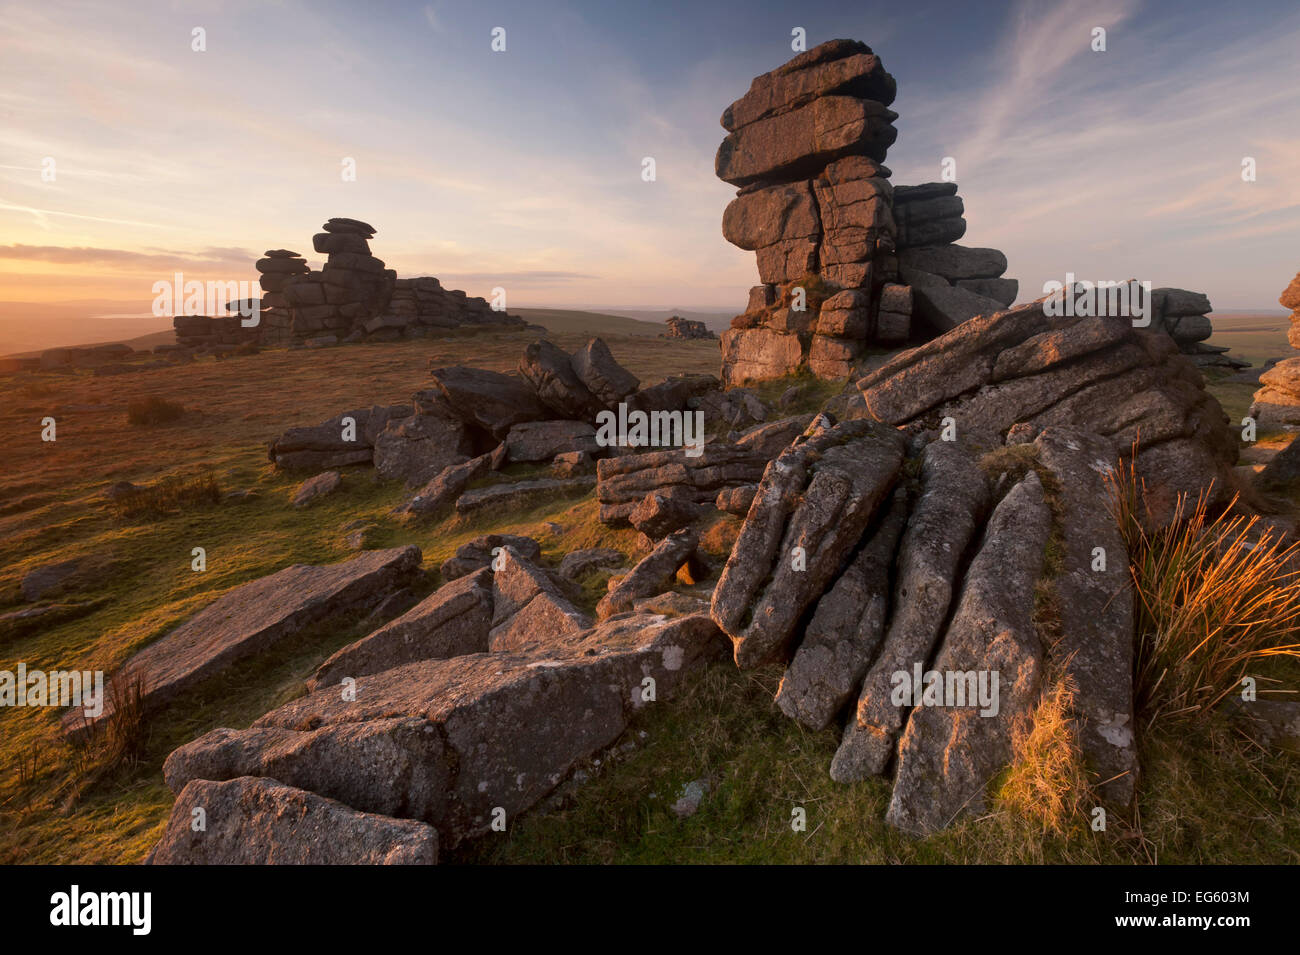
[
  {"left": 662, "top": 315, "right": 717, "bottom": 340},
  {"left": 172, "top": 218, "right": 526, "bottom": 350}
]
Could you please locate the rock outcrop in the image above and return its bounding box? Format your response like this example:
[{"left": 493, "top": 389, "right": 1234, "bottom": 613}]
[
  {"left": 708, "top": 417, "right": 1149, "bottom": 831},
  {"left": 715, "top": 40, "right": 1016, "bottom": 384},
  {"left": 848, "top": 291, "right": 1237, "bottom": 525},
  {"left": 172, "top": 220, "right": 526, "bottom": 350},
  {"left": 662, "top": 316, "right": 717, "bottom": 340}
]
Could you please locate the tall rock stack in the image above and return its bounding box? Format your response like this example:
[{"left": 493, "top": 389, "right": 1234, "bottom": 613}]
[
  {"left": 272, "top": 218, "right": 396, "bottom": 341},
  {"left": 715, "top": 40, "right": 1019, "bottom": 385},
  {"left": 1250, "top": 271, "right": 1300, "bottom": 428},
  {"left": 716, "top": 40, "right": 898, "bottom": 385},
  {"left": 254, "top": 249, "right": 308, "bottom": 344}
]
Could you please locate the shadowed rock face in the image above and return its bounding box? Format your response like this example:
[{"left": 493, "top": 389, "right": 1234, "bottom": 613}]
[
  {"left": 710, "top": 416, "right": 907, "bottom": 668},
  {"left": 886, "top": 471, "right": 1052, "bottom": 834},
  {"left": 831, "top": 441, "right": 992, "bottom": 779}
]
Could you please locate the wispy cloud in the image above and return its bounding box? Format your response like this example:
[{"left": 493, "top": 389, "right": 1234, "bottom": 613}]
[{"left": 0, "top": 244, "right": 256, "bottom": 269}]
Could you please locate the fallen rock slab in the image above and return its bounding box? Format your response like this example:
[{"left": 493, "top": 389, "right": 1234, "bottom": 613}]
[
  {"left": 597, "top": 529, "right": 698, "bottom": 619},
  {"left": 63, "top": 546, "right": 422, "bottom": 740},
  {"left": 146, "top": 776, "right": 439, "bottom": 865},
  {"left": 292, "top": 470, "right": 341, "bottom": 507},
  {"left": 309, "top": 568, "right": 494, "bottom": 690},
  {"left": 454, "top": 476, "right": 596, "bottom": 516}
]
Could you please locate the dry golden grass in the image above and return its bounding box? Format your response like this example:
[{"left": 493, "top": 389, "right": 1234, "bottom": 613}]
[
  {"left": 1107, "top": 456, "right": 1300, "bottom": 726},
  {"left": 996, "top": 673, "right": 1090, "bottom": 837}
]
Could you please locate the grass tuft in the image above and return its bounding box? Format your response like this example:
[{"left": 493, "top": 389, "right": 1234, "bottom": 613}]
[
  {"left": 1107, "top": 455, "right": 1300, "bottom": 727},
  {"left": 109, "top": 470, "right": 221, "bottom": 520},
  {"left": 126, "top": 396, "right": 186, "bottom": 426}
]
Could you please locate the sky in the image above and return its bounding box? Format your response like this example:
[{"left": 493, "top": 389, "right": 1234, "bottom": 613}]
[{"left": 1, "top": 0, "right": 1298, "bottom": 319}]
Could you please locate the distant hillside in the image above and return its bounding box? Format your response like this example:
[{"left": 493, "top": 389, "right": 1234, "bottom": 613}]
[
  {"left": 0, "top": 304, "right": 671, "bottom": 357},
  {"left": 507, "top": 307, "right": 678, "bottom": 338},
  {"left": 599, "top": 308, "right": 734, "bottom": 334}
]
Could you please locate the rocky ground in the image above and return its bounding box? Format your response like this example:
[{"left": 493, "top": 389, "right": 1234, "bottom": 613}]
[{"left": 2, "top": 298, "right": 1298, "bottom": 864}]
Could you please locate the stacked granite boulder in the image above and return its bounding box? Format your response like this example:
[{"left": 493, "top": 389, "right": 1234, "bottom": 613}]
[
  {"left": 716, "top": 39, "right": 1018, "bottom": 384},
  {"left": 662, "top": 316, "right": 717, "bottom": 340},
  {"left": 172, "top": 219, "right": 527, "bottom": 350},
  {"left": 1249, "top": 271, "right": 1300, "bottom": 428},
  {"left": 1148, "top": 288, "right": 1242, "bottom": 370},
  {"left": 263, "top": 220, "right": 395, "bottom": 343}
]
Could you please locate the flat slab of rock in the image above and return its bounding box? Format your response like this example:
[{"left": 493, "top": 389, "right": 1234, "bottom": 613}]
[
  {"left": 711, "top": 417, "right": 906, "bottom": 668},
  {"left": 505, "top": 420, "right": 600, "bottom": 463},
  {"left": 454, "top": 476, "right": 596, "bottom": 515},
  {"left": 854, "top": 293, "right": 1236, "bottom": 527},
  {"left": 146, "top": 776, "right": 439, "bottom": 864},
  {"left": 715, "top": 95, "right": 898, "bottom": 186},
  {"left": 421, "top": 366, "right": 549, "bottom": 439},
  {"left": 597, "top": 529, "right": 698, "bottom": 619},
  {"left": 63, "top": 546, "right": 422, "bottom": 740},
  {"left": 292, "top": 470, "right": 341, "bottom": 507},
  {"left": 160, "top": 613, "right": 728, "bottom": 848},
  {"left": 722, "top": 39, "right": 895, "bottom": 131},
  {"left": 309, "top": 568, "right": 494, "bottom": 690},
  {"left": 886, "top": 472, "right": 1051, "bottom": 835},
  {"left": 1034, "top": 427, "right": 1137, "bottom": 805}
]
